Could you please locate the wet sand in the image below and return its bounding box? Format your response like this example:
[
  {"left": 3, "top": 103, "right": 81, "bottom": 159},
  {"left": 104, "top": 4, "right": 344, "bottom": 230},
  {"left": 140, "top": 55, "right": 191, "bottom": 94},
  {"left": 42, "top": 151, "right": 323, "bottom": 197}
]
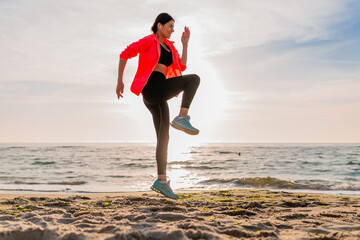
[{"left": 0, "top": 189, "right": 359, "bottom": 239}]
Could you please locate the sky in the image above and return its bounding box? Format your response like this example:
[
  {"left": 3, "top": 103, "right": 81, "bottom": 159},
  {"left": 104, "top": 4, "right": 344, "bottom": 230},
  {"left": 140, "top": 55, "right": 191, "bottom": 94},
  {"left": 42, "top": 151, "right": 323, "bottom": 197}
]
[{"left": 0, "top": 0, "right": 359, "bottom": 143}]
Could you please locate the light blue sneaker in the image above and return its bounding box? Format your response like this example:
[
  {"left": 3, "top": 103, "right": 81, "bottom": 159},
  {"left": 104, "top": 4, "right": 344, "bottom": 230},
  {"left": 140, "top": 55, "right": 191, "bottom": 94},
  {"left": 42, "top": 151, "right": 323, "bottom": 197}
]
[
  {"left": 170, "top": 115, "right": 199, "bottom": 135},
  {"left": 150, "top": 179, "right": 179, "bottom": 199}
]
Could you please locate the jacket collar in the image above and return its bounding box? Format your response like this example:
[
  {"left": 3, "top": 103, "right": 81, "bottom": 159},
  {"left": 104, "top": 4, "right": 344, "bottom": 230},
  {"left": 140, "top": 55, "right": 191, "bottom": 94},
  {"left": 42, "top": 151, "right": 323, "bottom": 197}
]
[{"left": 152, "top": 33, "right": 175, "bottom": 44}]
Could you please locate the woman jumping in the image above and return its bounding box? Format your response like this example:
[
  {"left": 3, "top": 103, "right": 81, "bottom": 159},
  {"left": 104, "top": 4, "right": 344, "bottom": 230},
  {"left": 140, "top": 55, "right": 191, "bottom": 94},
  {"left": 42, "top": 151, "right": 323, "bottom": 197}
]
[{"left": 116, "top": 13, "right": 200, "bottom": 199}]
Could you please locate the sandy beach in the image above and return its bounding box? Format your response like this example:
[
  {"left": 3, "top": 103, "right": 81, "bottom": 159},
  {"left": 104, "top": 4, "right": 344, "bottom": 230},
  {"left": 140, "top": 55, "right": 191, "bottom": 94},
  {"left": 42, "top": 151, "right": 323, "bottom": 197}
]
[{"left": 0, "top": 189, "right": 359, "bottom": 240}]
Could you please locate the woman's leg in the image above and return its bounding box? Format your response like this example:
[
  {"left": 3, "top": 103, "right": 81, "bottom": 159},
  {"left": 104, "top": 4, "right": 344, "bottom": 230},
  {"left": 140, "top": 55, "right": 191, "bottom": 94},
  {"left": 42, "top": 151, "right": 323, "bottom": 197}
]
[
  {"left": 144, "top": 100, "right": 179, "bottom": 199},
  {"left": 144, "top": 101, "right": 170, "bottom": 181},
  {"left": 142, "top": 73, "right": 200, "bottom": 180},
  {"left": 142, "top": 72, "right": 180, "bottom": 199},
  {"left": 162, "top": 74, "right": 200, "bottom": 109},
  {"left": 160, "top": 74, "right": 200, "bottom": 135},
  {"left": 143, "top": 72, "right": 200, "bottom": 110}
]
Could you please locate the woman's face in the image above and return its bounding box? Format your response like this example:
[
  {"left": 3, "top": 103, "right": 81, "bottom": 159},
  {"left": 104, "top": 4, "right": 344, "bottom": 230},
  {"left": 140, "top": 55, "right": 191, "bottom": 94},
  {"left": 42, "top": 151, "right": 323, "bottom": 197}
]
[{"left": 159, "top": 20, "right": 175, "bottom": 38}]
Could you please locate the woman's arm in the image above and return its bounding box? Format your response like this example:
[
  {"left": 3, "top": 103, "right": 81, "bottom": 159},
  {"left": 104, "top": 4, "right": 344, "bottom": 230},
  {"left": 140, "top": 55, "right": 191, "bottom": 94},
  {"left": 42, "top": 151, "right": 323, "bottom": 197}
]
[
  {"left": 118, "top": 59, "right": 127, "bottom": 82},
  {"left": 180, "top": 26, "right": 190, "bottom": 66},
  {"left": 116, "top": 59, "right": 127, "bottom": 99},
  {"left": 117, "top": 35, "right": 153, "bottom": 99},
  {"left": 181, "top": 44, "right": 188, "bottom": 66}
]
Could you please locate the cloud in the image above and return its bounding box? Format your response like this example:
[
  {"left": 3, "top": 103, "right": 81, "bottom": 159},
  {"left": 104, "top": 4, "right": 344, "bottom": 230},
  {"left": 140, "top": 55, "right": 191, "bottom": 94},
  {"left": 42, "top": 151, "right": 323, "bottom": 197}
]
[
  {"left": 1, "top": 0, "right": 354, "bottom": 84},
  {"left": 180, "top": 0, "right": 357, "bottom": 56},
  {"left": 1, "top": 0, "right": 359, "bottom": 142}
]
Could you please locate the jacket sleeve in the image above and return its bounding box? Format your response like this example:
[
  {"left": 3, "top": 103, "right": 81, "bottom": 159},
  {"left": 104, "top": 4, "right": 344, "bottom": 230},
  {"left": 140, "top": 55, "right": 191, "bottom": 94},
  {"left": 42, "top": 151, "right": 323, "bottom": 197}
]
[
  {"left": 120, "top": 35, "right": 153, "bottom": 60},
  {"left": 179, "top": 61, "right": 187, "bottom": 72}
]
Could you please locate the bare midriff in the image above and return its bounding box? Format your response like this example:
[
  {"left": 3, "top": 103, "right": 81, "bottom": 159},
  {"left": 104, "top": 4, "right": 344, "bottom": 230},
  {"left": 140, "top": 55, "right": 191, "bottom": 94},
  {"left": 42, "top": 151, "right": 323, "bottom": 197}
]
[{"left": 153, "top": 63, "right": 167, "bottom": 75}]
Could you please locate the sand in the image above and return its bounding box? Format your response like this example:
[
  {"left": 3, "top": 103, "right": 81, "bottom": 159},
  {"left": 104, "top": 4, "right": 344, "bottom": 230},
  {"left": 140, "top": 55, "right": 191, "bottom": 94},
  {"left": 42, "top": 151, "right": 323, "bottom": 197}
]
[{"left": 0, "top": 189, "right": 359, "bottom": 240}]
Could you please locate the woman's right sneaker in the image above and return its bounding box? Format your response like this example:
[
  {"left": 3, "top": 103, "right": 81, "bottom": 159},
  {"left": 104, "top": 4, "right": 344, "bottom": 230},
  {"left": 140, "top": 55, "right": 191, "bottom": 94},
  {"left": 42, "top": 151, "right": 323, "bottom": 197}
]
[
  {"left": 170, "top": 115, "right": 199, "bottom": 135},
  {"left": 151, "top": 179, "right": 179, "bottom": 199}
]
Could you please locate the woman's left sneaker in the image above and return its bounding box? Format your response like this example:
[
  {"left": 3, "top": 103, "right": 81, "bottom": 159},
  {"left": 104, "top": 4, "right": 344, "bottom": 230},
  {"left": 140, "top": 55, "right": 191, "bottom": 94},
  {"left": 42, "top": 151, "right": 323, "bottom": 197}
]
[
  {"left": 170, "top": 115, "right": 199, "bottom": 135},
  {"left": 151, "top": 179, "right": 179, "bottom": 199}
]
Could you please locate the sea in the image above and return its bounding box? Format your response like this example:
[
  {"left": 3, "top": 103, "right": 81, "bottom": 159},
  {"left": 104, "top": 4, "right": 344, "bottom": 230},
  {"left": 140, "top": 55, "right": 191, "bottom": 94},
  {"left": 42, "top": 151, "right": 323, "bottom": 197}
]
[{"left": 0, "top": 143, "right": 359, "bottom": 196}]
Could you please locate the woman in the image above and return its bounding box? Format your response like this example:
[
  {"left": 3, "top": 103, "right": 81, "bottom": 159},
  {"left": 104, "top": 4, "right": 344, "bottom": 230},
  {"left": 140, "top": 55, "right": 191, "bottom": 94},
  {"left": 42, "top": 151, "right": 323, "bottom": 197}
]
[{"left": 116, "top": 13, "right": 200, "bottom": 199}]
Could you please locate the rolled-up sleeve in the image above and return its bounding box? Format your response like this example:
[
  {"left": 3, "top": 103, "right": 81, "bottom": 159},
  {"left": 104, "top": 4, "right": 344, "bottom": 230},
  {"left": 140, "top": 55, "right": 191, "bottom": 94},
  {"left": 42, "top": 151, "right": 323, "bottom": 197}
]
[
  {"left": 179, "top": 61, "right": 187, "bottom": 71},
  {"left": 120, "top": 35, "right": 152, "bottom": 60}
]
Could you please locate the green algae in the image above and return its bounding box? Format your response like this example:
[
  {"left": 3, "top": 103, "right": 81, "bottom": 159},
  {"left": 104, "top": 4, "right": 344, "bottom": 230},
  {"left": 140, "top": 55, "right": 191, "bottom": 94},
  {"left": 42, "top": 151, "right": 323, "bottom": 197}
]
[
  {"left": 228, "top": 206, "right": 244, "bottom": 211},
  {"left": 16, "top": 205, "right": 32, "bottom": 212},
  {"left": 215, "top": 198, "right": 234, "bottom": 203},
  {"left": 0, "top": 209, "right": 19, "bottom": 216},
  {"left": 264, "top": 195, "right": 275, "bottom": 198}
]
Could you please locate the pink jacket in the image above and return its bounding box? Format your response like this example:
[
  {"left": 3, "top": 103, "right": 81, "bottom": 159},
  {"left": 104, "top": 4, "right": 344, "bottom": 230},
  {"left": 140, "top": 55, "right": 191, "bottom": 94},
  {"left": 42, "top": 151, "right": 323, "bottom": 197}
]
[{"left": 120, "top": 34, "right": 187, "bottom": 95}]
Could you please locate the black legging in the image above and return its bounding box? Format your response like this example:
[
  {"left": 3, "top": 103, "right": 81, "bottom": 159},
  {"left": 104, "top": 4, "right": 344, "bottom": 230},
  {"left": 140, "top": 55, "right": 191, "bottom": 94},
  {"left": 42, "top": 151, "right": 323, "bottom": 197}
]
[{"left": 142, "top": 71, "right": 200, "bottom": 175}]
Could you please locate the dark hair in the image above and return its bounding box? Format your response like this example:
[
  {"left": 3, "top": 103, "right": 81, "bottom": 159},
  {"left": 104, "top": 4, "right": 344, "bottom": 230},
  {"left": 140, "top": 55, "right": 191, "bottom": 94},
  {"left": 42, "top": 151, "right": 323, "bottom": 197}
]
[{"left": 151, "top": 13, "right": 174, "bottom": 34}]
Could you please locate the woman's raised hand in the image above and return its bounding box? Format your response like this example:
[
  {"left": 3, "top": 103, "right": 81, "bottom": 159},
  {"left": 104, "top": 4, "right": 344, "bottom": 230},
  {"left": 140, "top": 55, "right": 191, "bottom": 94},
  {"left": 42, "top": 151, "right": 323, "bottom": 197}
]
[
  {"left": 181, "top": 26, "right": 190, "bottom": 45},
  {"left": 116, "top": 81, "right": 124, "bottom": 99}
]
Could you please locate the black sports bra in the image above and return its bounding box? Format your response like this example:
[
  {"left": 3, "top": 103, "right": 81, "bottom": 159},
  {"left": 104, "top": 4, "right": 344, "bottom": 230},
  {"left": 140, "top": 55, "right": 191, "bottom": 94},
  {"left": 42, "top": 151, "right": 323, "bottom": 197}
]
[{"left": 158, "top": 43, "right": 173, "bottom": 67}]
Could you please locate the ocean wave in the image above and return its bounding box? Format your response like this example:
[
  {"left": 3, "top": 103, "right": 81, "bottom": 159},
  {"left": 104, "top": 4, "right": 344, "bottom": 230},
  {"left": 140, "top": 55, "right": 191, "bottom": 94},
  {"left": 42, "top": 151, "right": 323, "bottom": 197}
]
[
  {"left": 32, "top": 161, "right": 56, "bottom": 165},
  {"left": 0, "top": 146, "right": 27, "bottom": 150},
  {"left": 346, "top": 161, "right": 360, "bottom": 165},
  {"left": 108, "top": 175, "right": 132, "bottom": 178},
  {"left": 185, "top": 165, "right": 226, "bottom": 170},
  {"left": 14, "top": 180, "right": 87, "bottom": 185},
  {"left": 168, "top": 161, "right": 191, "bottom": 165},
  {"left": 122, "top": 163, "right": 155, "bottom": 168},
  {"left": 56, "top": 146, "right": 85, "bottom": 149},
  {"left": 215, "top": 151, "right": 237, "bottom": 154},
  {"left": 0, "top": 188, "right": 65, "bottom": 193},
  {"left": 198, "top": 177, "right": 360, "bottom": 191}
]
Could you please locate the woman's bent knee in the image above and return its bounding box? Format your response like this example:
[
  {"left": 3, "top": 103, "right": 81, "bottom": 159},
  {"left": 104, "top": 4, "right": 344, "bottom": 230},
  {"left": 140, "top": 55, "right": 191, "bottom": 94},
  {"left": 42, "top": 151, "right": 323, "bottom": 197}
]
[
  {"left": 192, "top": 74, "right": 200, "bottom": 81},
  {"left": 190, "top": 74, "right": 200, "bottom": 86}
]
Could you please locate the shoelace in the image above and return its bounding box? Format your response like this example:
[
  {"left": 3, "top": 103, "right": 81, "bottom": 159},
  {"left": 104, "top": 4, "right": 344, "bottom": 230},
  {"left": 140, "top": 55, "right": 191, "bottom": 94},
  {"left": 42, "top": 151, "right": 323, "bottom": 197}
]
[
  {"left": 177, "top": 118, "right": 186, "bottom": 124},
  {"left": 177, "top": 117, "right": 193, "bottom": 128},
  {"left": 161, "top": 181, "right": 174, "bottom": 193}
]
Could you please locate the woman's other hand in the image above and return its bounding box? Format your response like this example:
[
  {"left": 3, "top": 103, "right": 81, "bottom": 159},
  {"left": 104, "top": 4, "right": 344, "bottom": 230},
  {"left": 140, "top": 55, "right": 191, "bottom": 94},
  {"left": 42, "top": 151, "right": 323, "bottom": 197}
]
[
  {"left": 181, "top": 26, "right": 190, "bottom": 45},
  {"left": 116, "top": 81, "right": 124, "bottom": 99}
]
